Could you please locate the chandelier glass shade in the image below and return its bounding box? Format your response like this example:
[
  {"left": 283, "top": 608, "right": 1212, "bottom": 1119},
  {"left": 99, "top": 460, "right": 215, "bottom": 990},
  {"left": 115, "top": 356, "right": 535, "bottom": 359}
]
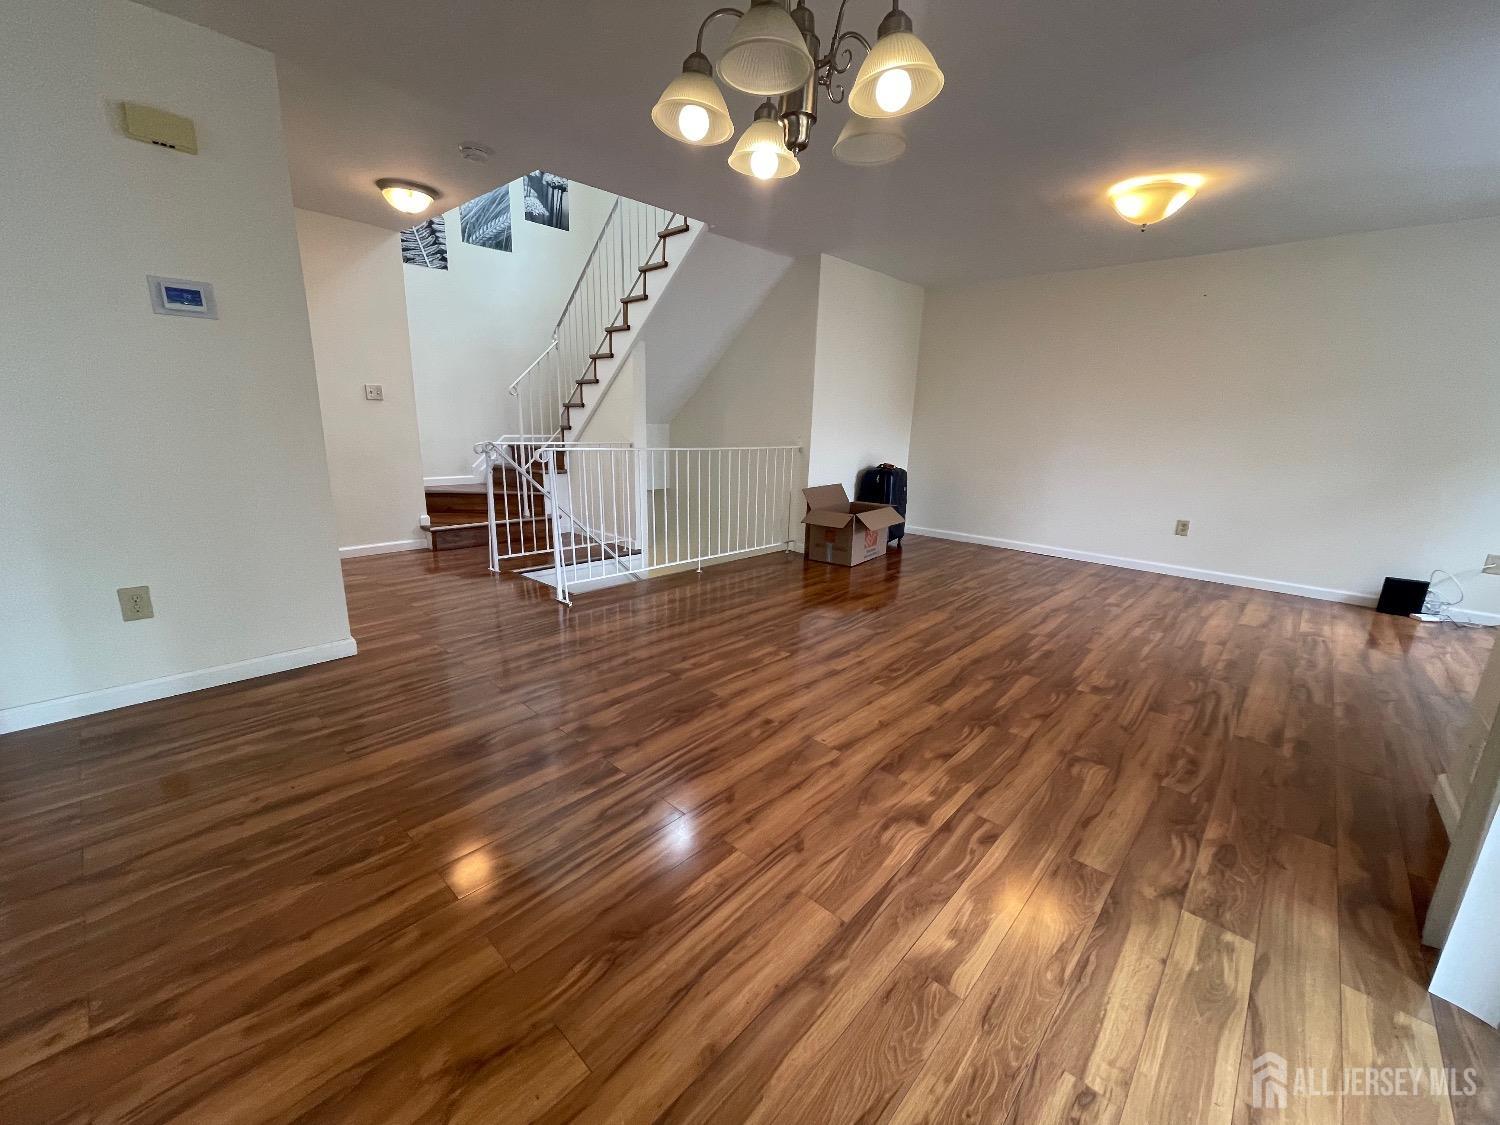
[
  {"left": 832, "top": 113, "right": 906, "bottom": 165},
  {"left": 847, "top": 28, "right": 944, "bottom": 118},
  {"left": 651, "top": 63, "right": 736, "bottom": 146},
  {"left": 717, "top": 0, "right": 816, "bottom": 96},
  {"left": 728, "top": 103, "right": 802, "bottom": 179}
]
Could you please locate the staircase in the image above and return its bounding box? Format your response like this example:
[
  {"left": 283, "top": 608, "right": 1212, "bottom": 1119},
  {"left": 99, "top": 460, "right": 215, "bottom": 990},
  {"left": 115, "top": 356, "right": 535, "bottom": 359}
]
[
  {"left": 426, "top": 197, "right": 700, "bottom": 553},
  {"left": 425, "top": 460, "right": 547, "bottom": 558},
  {"left": 509, "top": 199, "right": 700, "bottom": 444},
  {"left": 457, "top": 194, "right": 801, "bottom": 602}
]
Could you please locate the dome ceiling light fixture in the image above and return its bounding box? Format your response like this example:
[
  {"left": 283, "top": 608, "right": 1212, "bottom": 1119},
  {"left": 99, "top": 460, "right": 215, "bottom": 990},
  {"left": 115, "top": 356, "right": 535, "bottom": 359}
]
[
  {"left": 650, "top": 0, "right": 944, "bottom": 180},
  {"left": 376, "top": 178, "right": 439, "bottom": 215},
  {"left": 1107, "top": 173, "right": 1206, "bottom": 229}
]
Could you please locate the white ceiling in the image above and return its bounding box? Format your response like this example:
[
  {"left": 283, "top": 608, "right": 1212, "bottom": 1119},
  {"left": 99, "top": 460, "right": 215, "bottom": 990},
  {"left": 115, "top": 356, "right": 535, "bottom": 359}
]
[{"left": 142, "top": 0, "right": 1500, "bottom": 287}]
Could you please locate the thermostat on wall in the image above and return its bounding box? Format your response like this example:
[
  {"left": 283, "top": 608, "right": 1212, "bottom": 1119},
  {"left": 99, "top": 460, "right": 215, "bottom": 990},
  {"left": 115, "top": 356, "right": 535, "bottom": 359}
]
[{"left": 147, "top": 276, "right": 217, "bottom": 319}]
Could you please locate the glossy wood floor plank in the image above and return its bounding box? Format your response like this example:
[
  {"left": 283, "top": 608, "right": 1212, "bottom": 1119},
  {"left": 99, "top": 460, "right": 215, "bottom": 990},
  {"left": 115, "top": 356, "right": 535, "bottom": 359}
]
[
  {"left": 1118, "top": 910, "right": 1256, "bottom": 1125},
  {"left": 0, "top": 539, "right": 1495, "bottom": 1123},
  {"left": 889, "top": 856, "right": 1113, "bottom": 1125},
  {"left": 1237, "top": 831, "right": 1343, "bottom": 1125}
]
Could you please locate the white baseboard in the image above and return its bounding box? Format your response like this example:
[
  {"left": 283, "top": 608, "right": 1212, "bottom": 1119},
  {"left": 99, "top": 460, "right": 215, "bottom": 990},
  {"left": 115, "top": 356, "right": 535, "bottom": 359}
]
[
  {"left": 425, "top": 475, "right": 479, "bottom": 488},
  {"left": 906, "top": 526, "right": 1500, "bottom": 625},
  {"left": 338, "top": 538, "right": 427, "bottom": 559},
  {"left": 1437, "top": 606, "right": 1500, "bottom": 626},
  {"left": 0, "top": 637, "right": 358, "bottom": 734}
]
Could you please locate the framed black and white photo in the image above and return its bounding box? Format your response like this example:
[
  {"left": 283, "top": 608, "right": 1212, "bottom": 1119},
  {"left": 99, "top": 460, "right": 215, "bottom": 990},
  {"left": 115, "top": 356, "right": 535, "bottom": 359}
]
[
  {"left": 522, "top": 171, "right": 569, "bottom": 231},
  {"left": 400, "top": 216, "right": 448, "bottom": 270},
  {"left": 459, "top": 185, "right": 512, "bottom": 252}
]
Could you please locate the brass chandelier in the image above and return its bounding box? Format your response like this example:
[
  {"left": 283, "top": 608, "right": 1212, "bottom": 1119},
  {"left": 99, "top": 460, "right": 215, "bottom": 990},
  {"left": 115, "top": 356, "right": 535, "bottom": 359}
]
[{"left": 651, "top": 0, "right": 945, "bottom": 178}]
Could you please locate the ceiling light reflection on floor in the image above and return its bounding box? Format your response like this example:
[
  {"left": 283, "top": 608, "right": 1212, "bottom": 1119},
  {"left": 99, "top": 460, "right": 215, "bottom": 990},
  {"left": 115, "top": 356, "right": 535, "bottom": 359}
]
[
  {"left": 448, "top": 850, "right": 494, "bottom": 895},
  {"left": 667, "top": 816, "right": 697, "bottom": 855}
]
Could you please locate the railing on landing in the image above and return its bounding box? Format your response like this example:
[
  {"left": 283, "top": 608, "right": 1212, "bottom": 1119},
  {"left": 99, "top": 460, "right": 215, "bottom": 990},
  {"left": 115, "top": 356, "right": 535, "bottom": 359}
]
[
  {"left": 508, "top": 198, "right": 680, "bottom": 443},
  {"left": 473, "top": 438, "right": 804, "bottom": 605}
]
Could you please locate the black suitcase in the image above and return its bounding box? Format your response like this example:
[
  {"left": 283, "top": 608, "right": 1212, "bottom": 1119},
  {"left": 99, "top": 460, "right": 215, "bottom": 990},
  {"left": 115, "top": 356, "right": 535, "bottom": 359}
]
[{"left": 856, "top": 463, "right": 908, "bottom": 546}]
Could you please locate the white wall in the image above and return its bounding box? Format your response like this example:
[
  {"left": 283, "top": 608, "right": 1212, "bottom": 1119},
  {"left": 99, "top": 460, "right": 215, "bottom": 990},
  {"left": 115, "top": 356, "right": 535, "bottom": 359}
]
[
  {"left": 637, "top": 232, "right": 794, "bottom": 424},
  {"left": 669, "top": 256, "right": 821, "bottom": 455},
  {"left": 909, "top": 217, "right": 1500, "bottom": 618},
  {"left": 405, "top": 181, "right": 615, "bottom": 481},
  {"left": 576, "top": 347, "right": 643, "bottom": 446},
  {"left": 808, "top": 255, "right": 925, "bottom": 495},
  {"left": 0, "top": 0, "right": 353, "bottom": 731},
  {"left": 668, "top": 254, "right": 925, "bottom": 543},
  {"left": 296, "top": 209, "right": 427, "bottom": 555}
]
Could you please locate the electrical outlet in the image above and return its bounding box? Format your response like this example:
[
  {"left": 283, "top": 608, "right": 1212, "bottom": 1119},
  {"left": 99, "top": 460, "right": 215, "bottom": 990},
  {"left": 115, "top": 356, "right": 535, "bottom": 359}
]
[
  {"left": 117, "top": 586, "right": 154, "bottom": 622},
  {"left": 1174, "top": 519, "right": 1190, "bottom": 537},
  {"left": 1484, "top": 554, "right": 1500, "bottom": 575},
  {"left": 363, "top": 384, "right": 384, "bottom": 402}
]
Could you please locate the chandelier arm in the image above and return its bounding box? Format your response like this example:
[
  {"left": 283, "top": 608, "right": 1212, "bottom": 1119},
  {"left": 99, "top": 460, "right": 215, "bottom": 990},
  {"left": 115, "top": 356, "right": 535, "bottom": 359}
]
[
  {"left": 821, "top": 28, "right": 870, "bottom": 73},
  {"left": 823, "top": 0, "right": 855, "bottom": 55},
  {"left": 814, "top": 28, "right": 871, "bottom": 105},
  {"left": 695, "top": 7, "right": 746, "bottom": 54}
]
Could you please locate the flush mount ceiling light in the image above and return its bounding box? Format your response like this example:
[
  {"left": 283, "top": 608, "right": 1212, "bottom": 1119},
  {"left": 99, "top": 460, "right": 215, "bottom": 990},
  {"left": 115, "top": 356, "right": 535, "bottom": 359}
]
[
  {"left": 650, "top": 0, "right": 944, "bottom": 182},
  {"left": 1107, "top": 174, "right": 1205, "bottom": 229},
  {"left": 376, "top": 178, "right": 439, "bottom": 215}
]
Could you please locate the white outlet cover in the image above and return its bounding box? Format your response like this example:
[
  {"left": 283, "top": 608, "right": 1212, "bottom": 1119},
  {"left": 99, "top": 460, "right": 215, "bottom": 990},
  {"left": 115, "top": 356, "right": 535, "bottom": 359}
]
[{"left": 364, "top": 384, "right": 384, "bottom": 401}]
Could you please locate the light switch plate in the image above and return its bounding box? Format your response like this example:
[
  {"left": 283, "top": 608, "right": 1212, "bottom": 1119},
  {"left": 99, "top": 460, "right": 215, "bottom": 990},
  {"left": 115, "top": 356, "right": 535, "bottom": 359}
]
[
  {"left": 1174, "top": 519, "right": 1190, "bottom": 537},
  {"left": 364, "top": 384, "right": 384, "bottom": 401},
  {"left": 117, "top": 586, "right": 154, "bottom": 621}
]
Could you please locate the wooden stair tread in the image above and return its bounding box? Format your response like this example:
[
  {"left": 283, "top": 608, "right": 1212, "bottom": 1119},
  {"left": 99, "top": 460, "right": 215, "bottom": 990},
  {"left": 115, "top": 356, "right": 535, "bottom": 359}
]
[
  {"left": 639, "top": 260, "right": 668, "bottom": 273},
  {"left": 589, "top": 351, "right": 613, "bottom": 361},
  {"left": 497, "top": 547, "right": 557, "bottom": 572},
  {"left": 428, "top": 518, "right": 553, "bottom": 553},
  {"left": 426, "top": 494, "right": 530, "bottom": 518},
  {"left": 621, "top": 293, "right": 649, "bottom": 305},
  {"left": 577, "top": 376, "right": 600, "bottom": 385},
  {"left": 428, "top": 513, "right": 548, "bottom": 529},
  {"left": 604, "top": 323, "right": 631, "bottom": 333},
  {"left": 658, "top": 222, "right": 690, "bottom": 238}
]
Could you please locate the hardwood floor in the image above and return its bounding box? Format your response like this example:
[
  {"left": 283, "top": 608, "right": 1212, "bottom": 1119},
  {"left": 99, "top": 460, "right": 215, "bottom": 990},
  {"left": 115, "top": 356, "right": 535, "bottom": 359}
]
[{"left": 2, "top": 537, "right": 1496, "bottom": 1123}]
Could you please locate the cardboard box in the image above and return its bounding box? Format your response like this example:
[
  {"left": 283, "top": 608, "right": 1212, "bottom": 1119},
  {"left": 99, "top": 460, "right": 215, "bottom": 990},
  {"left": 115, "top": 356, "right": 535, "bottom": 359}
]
[{"left": 802, "top": 484, "right": 904, "bottom": 567}]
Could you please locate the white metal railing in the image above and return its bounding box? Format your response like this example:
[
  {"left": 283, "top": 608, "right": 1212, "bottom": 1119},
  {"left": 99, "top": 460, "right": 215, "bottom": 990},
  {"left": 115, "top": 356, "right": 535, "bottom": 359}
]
[
  {"left": 472, "top": 435, "right": 625, "bottom": 572},
  {"left": 473, "top": 439, "right": 803, "bottom": 604},
  {"left": 508, "top": 198, "right": 680, "bottom": 441}
]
